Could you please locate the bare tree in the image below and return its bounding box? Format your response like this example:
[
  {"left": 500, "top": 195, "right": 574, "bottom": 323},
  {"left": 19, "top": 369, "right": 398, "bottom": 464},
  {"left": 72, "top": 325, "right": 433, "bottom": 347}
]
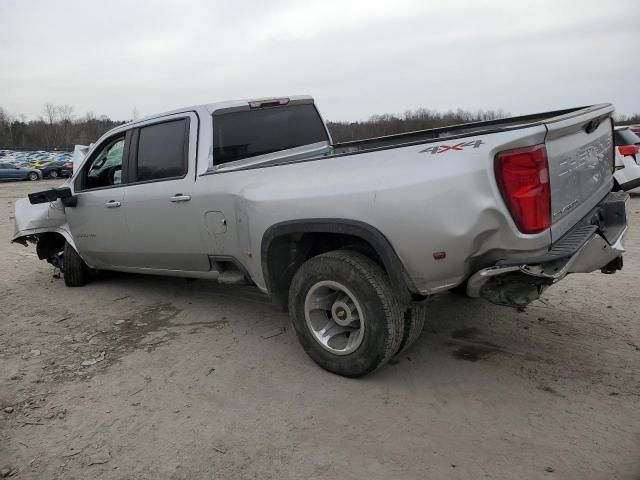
[
  {"left": 43, "top": 103, "right": 57, "bottom": 125},
  {"left": 42, "top": 103, "right": 59, "bottom": 145},
  {"left": 0, "top": 104, "right": 123, "bottom": 149},
  {"left": 58, "top": 105, "right": 75, "bottom": 146}
]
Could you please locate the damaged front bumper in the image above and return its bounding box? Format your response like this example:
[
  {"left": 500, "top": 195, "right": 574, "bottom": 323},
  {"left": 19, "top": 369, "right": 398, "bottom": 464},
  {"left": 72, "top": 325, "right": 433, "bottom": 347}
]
[
  {"left": 12, "top": 196, "right": 74, "bottom": 247},
  {"left": 467, "top": 191, "right": 630, "bottom": 307}
]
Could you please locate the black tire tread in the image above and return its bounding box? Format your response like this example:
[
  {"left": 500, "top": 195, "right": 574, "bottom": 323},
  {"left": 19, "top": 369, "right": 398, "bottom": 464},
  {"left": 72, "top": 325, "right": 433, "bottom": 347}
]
[
  {"left": 288, "top": 249, "right": 403, "bottom": 377},
  {"left": 327, "top": 250, "right": 404, "bottom": 368},
  {"left": 63, "top": 242, "right": 90, "bottom": 287},
  {"left": 396, "top": 305, "right": 426, "bottom": 355}
]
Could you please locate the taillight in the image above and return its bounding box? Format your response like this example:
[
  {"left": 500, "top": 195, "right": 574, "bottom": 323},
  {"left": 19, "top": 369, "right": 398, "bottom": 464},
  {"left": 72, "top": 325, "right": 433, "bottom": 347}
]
[
  {"left": 618, "top": 145, "right": 640, "bottom": 156},
  {"left": 495, "top": 144, "right": 551, "bottom": 234}
]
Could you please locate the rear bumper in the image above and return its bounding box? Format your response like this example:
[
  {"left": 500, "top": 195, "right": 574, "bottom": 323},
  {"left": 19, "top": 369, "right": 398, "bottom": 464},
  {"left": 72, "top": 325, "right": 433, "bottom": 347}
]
[
  {"left": 619, "top": 177, "right": 640, "bottom": 192},
  {"left": 467, "top": 191, "right": 629, "bottom": 307}
]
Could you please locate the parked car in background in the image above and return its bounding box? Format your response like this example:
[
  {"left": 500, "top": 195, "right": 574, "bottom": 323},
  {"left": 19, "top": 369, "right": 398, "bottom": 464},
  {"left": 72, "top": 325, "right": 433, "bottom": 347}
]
[
  {"left": 62, "top": 161, "right": 74, "bottom": 177},
  {"left": 0, "top": 162, "right": 42, "bottom": 181},
  {"left": 629, "top": 125, "right": 640, "bottom": 136},
  {"left": 39, "top": 160, "right": 72, "bottom": 178},
  {"left": 29, "top": 159, "right": 51, "bottom": 168},
  {"left": 613, "top": 126, "right": 640, "bottom": 191}
]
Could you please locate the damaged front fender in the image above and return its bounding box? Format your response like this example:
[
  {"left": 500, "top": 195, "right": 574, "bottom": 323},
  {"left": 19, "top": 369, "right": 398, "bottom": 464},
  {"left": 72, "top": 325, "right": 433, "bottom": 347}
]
[{"left": 12, "top": 197, "right": 76, "bottom": 252}]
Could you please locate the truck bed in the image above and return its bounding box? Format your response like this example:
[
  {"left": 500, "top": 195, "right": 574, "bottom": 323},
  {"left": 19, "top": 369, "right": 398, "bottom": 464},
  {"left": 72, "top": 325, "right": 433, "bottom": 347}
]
[{"left": 330, "top": 106, "right": 591, "bottom": 156}]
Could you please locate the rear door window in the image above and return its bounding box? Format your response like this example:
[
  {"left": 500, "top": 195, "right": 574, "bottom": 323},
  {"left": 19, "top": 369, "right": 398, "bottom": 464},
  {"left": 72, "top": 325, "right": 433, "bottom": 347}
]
[
  {"left": 134, "top": 119, "right": 188, "bottom": 182},
  {"left": 212, "top": 104, "right": 328, "bottom": 165}
]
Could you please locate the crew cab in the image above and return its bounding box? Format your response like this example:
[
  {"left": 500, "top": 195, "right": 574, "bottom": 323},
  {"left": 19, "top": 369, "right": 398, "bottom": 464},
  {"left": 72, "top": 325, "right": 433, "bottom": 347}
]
[{"left": 13, "top": 96, "right": 630, "bottom": 377}]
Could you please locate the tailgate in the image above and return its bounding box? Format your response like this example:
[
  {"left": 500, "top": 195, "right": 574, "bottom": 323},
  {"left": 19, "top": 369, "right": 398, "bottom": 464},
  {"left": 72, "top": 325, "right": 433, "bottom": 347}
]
[{"left": 544, "top": 105, "right": 614, "bottom": 242}]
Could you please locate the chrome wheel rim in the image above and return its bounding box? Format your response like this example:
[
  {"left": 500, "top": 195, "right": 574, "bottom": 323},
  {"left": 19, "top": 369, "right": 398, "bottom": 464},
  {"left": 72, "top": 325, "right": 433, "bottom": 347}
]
[
  {"left": 29, "top": 173, "right": 37, "bottom": 180},
  {"left": 304, "top": 280, "right": 365, "bottom": 355}
]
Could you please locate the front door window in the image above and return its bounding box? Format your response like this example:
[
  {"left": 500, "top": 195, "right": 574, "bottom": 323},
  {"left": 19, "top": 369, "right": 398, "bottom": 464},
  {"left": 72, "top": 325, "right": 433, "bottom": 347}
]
[{"left": 80, "top": 137, "right": 125, "bottom": 190}]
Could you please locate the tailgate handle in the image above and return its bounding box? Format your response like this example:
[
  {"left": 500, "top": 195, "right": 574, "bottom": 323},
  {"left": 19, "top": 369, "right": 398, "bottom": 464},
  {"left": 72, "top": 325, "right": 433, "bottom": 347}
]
[
  {"left": 170, "top": 194, "right": 191, "bottom": 203},
  {"left": 584, "top": 118, "right": 601, "bottom": 134}
]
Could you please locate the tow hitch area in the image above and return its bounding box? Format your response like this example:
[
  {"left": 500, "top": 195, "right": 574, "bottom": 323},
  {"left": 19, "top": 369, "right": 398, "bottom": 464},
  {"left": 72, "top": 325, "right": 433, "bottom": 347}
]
[{"left": 467, "top": 192, "right": 629, "bottom": 308}]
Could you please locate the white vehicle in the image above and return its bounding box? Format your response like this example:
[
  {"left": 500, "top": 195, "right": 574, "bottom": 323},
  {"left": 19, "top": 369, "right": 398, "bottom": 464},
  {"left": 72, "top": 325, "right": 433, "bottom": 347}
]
[{"left": 613, "top": 126, "right": 640, "bottom": 192}]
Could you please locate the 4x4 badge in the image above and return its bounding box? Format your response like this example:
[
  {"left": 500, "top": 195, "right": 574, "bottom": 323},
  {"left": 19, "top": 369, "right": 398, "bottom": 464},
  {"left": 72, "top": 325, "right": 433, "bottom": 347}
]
[{"left": 420, "top": 139, "right": 484, "bottom": 154}]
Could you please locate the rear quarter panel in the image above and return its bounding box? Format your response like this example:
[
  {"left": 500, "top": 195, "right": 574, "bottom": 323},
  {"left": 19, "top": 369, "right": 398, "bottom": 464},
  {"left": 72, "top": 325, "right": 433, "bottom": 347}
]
[{"left": 194, "top": 125, "right": 552, "bottom": 294}]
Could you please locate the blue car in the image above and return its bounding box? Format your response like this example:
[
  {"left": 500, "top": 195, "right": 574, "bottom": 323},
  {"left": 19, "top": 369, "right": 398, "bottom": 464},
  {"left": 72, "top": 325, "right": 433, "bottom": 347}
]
[{"left": 0, "top": 162, "right": 42, "bottom": 181}]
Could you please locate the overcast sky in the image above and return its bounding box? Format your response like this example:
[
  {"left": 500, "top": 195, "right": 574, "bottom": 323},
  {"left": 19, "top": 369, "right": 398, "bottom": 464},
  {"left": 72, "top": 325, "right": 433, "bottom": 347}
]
[{"left": 1, "top": 0, "right": 639, "bottom": 122}]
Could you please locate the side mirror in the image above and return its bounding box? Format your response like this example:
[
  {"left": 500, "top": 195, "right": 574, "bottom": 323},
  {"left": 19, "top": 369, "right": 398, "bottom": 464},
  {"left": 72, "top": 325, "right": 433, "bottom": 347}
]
[
  {"left": 28, "top": 187, "right": 78, "bottom": 207},
  {"left": 57, "top": 187, "right": 78, "bottom": 207}
]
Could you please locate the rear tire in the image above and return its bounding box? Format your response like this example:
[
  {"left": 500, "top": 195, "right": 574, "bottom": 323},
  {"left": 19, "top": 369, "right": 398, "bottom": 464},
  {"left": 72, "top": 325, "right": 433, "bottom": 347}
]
[
  {"left": 63, "top": 242, "right": 91, "bottom": 287},
  {"left": 288, "top": 250, "right": 404, "bottom": 377},
  {"left": 395, "top": 305, "right": 427, "bottom": 355},
  {"left": 49, "top": 170, "right": 59, "bottom": 178}
]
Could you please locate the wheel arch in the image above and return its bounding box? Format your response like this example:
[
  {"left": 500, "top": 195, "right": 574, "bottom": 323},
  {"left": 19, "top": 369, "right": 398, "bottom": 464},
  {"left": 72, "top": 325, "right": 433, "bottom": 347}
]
[
  {"left": 13, "top": 228, "right": 77, "bottom": 259},
  {"left": 261, "top": 219, "right": 419, "bottom": 310}
]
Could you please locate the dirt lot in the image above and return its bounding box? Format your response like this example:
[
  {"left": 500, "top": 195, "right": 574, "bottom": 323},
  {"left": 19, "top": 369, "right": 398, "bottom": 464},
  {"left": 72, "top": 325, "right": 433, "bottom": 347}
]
[{"left": 1, "top": 179, "right": 639, "bottom": 479}]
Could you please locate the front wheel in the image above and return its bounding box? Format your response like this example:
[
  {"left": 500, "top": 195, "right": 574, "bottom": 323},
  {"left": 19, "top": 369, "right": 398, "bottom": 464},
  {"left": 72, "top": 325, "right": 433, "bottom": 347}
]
[
  {"left": 63, "top": 242, "right": 91, "bottom": 287},
  {"left": 28, "top": 172, "right": 39, "bottom": 181},
  {"left": 288, "top": 250, "right": 404, "bottom": 377}
]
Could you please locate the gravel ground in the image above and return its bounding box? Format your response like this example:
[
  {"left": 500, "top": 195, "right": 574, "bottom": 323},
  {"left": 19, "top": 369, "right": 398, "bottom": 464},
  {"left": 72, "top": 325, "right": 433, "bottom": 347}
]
[{"left": 1, "top": 179, "right": 639, "bottom": 479}]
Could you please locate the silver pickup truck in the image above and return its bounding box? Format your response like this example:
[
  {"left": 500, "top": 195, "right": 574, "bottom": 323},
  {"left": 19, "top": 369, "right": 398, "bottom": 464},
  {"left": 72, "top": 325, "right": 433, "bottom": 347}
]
[{"left": 13, "top": 96, "right": 630, "bottom": 377}]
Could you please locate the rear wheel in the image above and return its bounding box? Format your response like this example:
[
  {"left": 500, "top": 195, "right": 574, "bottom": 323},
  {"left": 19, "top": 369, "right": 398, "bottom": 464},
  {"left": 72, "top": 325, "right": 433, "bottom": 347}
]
[
  {"left": 395, "top": 305, "right": 427, "bottom": 355},
  {"left": 63, "top": 242, "right": 91, "bottom": 287},
  {"left": 49, "top": 170, "right": 59, "bottom": 178},
  {"left": 28, "top": 172, "right": 39, "bottom": 181},
  {"left": 288, "top": 250, "right": 403, "bottom": 377}
]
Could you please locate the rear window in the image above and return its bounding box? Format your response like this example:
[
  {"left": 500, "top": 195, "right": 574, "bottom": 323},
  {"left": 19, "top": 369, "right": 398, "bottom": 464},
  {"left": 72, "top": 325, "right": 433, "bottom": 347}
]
[
  {"left": 614, "top": 129, "right": 640, "bottom": 146},
  {"left": 212, "top": 104, "right": 329, "bottom": 165},
  {"left": 136, "top": 119, "right": 188, "bottom": 181}
]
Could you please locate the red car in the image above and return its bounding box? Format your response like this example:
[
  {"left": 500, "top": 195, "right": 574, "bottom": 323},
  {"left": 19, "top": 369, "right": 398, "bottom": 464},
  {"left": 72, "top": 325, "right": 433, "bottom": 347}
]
[{"left": 62, "top": 161, "right": 73, "bottom": 177}]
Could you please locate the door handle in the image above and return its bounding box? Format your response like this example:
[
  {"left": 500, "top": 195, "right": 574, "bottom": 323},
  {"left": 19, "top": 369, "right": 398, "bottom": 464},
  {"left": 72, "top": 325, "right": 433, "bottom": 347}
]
[
  {"left": 170, "top": 194, "right": 191, "bottom": 203},
  {"left": 105, "top": 200, "right": 121, "bottom": 208}
]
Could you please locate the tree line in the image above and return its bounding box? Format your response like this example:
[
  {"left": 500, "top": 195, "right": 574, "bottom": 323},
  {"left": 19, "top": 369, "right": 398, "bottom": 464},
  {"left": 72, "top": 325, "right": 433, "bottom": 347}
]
[
  {"left": 1, "top": 104, "right": 639, "bottom": 150},
  {"left": 327, "top": 110, "right": 640, "bottom": 143},
  {"left": 0, "top": 104, "right": 124, "bottom": 150},
  {"left": 326, "top": 108, "right": 509, "bottom": 143}
]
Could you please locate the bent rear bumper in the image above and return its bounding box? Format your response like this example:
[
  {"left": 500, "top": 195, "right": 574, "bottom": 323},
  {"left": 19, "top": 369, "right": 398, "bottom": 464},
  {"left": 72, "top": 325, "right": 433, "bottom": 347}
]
[{"left": 467, "top": 191, "right": 629, "bottom": 307}]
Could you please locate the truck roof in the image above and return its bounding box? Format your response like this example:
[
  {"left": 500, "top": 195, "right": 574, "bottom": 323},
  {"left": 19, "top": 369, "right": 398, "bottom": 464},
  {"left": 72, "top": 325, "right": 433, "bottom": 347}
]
[{"left": 119, "top": 95, "right": 314, "bottom": 129}]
